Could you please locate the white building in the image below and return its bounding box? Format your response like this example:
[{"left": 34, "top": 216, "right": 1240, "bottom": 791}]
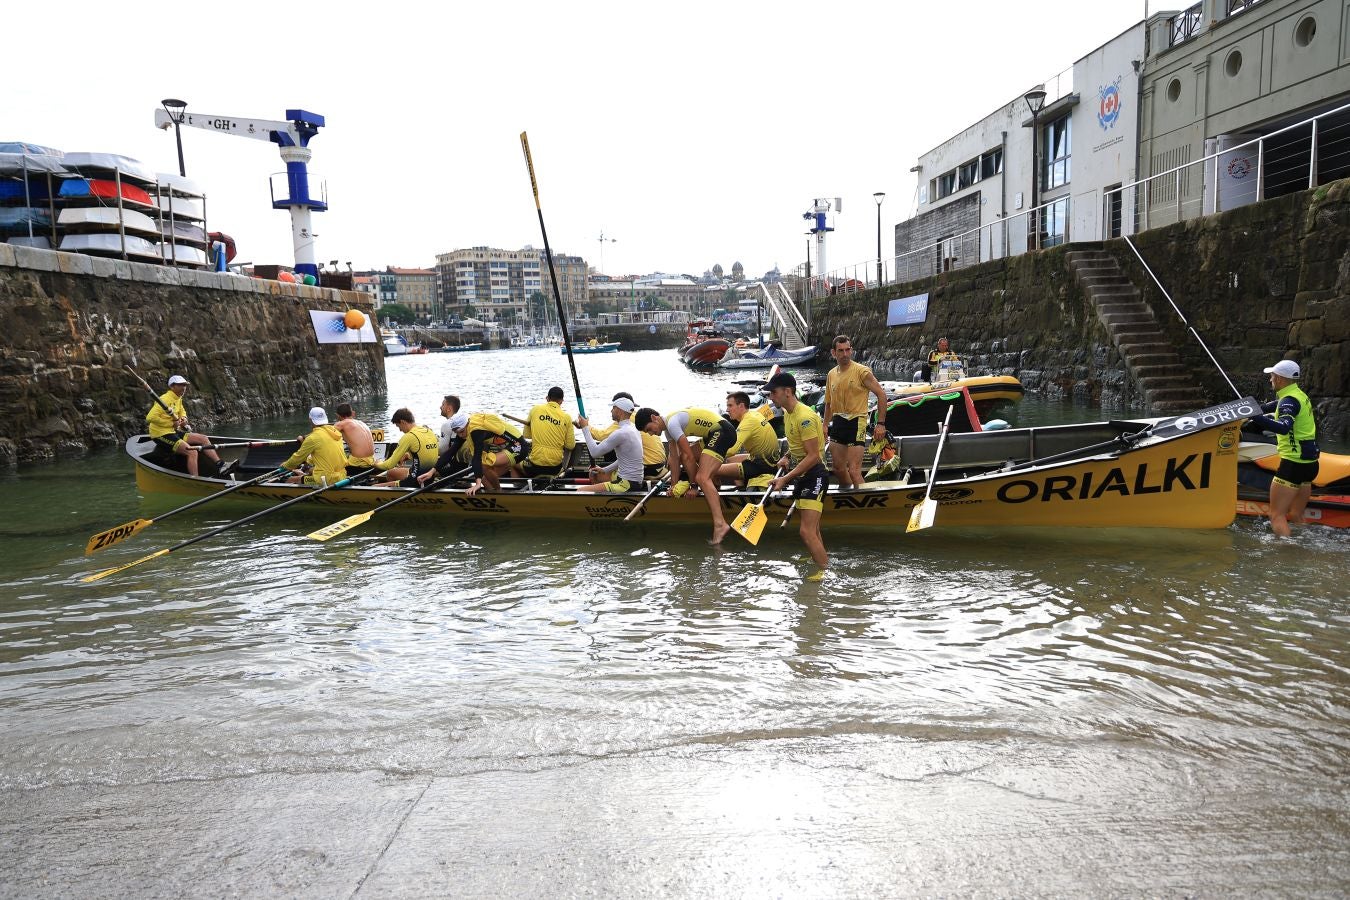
[{"left": 894, "top": 23, "right": 1146, "bottom": 280}]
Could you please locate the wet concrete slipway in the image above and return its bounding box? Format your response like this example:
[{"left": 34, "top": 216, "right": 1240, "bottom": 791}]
[{"left": 1, "top": 349, "right": 1347, "bottom": 897}]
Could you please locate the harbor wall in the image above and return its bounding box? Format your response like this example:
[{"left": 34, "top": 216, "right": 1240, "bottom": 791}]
[
  {"left": 0, "top": 244, "right": 385, "bottom": 468},
  {"left": 811, "top": 178, "right": 1350, "bottom": 439}
]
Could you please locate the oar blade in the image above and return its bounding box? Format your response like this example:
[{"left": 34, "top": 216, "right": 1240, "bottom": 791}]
[
  {"left": 85, "top": 518, "right": 153, "bottom": 555},
  {"left": 306, "top": 512, "right": 373, "bottom": 542},
  {"left": 82, "top": 548, "right": 169, "bottom": 583},
  {"left": 732, "top": 503, "right": 768, "bottom": 545},
  {"left": 906, "top": 498, "right": 935, "bottom": 533}
]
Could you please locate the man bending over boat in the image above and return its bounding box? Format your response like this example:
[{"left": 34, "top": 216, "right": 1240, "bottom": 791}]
[
  {"left": 373, "top": 408, "right": 440, "bottom": 487},
  {"left": 283, "top": 407, "right": 348, "bottom": 485},
  {"left": 418, "top": 411, "right": 520, "bottom": 496},
  {"left": 1246, "top": 359, "right": 1320, "bottom": 538},
  {"left": 574, "top": 397, "right": 645, "bottom": 494},
  {"left": 146, "top": 374, "right": 225, "bottom": 477},
  {"left": 636, "top": 405, "right": 736, "bottom": 544},
  {"left": 766, "top": 372, "right": 830, "bottom": 581},
  {"left": 717, "top": 391, "right": 782, "bottom": 491},
  {"left": 334, "top": 403, "right": 376, "bottom": 477},
  {"left": 823, "top": 335, "right": 889, "bottom": 489},
  {"left": 514, "top": 386, "right": 576, "bottom": 479}
]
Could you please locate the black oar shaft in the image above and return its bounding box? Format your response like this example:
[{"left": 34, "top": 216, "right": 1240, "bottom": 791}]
[
  {"left": 520, "top": 132, "right": 586, "bottom": 419},
  {"left": 148, "top": 467, "right": 288, "bottom": 524},
  {"left": 126, "top": 365, "right": 177, "bottom": 419}
]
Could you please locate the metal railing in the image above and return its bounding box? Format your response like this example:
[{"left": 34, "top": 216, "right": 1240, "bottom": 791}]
[
  {"left": 810, "top": 100, "right": 1350, "bottom": 295},
  {"left": 1170, "top": 2, "right": 1204, "bottom": 46},
  {"left": 748, "top": 281, "right": 810, "bottom": 347}
]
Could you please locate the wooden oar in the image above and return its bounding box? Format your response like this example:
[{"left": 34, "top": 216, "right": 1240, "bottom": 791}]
[
  {"left": 306, "top": 466, "right": 473, "bottom": 541},
  {"left": 85, "top": 465, "right": 290, "bottom": 555},
  {"left": 82, "top": 470, "right": 377, "bottom": 583},
  {"left": 126, "top": 365, "right": 178, "bottom": 419},
  {"left": 198, "top": 439, "right": 299, "bottom": 451},
  {"left": 520, "top": 132, "right": 586, "bottom": 420},
  {"left": 623, "top": 469, "right": 671, "bottom": 522},
  {"left": 780, "top": 500, "right": 798, "bottom": 528},
  {"left": 731, "top": 467, "right": 785, "bottom": 545},
  {"left": 906, "top": 405, "right": 955, "bottom": 533}
]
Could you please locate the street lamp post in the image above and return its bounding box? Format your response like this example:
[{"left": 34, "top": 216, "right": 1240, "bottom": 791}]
[
  {"left": 1024, "top": 88, "right": 1047, "bottom": 252},
  {"left": 161, "top": 99, "right": 188, "bottom": 177},
  {"left": 873, "top": 191, "right": 886, "bottom": 286}
]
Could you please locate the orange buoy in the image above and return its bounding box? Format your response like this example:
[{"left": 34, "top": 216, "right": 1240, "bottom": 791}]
[
  {"left": 344, "top": 309, "right": 366, "bottom": 330},
  {"left": 278, "top": 271, "right": 296, "bottom": 283}
]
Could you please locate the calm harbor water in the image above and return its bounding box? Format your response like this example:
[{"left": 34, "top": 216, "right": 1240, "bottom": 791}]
[{"left": 1, "top": 348, "right": 1347, "bottom": 896}]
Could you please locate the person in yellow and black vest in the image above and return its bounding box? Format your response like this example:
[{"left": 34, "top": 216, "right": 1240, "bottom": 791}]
[
  {"left": 283, "top": 407, "right": 349, "bottom": 485},
  {"left": 145, "top": 374, "right": 226, "bottom": 477},
  {"left": 418, "top": 411, "right": 523, "bottom": 496},
  {"left": 373, "top": 407, "right": 441, "bottom": 487},
  {"left": 1246, "top": 359, "right": 1320, "bottom": 538}
]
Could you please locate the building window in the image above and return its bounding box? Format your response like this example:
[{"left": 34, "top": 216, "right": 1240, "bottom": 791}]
[
  {"left": 980, "top": 147, "right": 1003, "bottom": 179},
  {"left": 1041, "top": 197, "right": 1069, "bottom": 247},
  {"left": 935, "top": 172, "right": 957, "bottom": 199},
  {"left": 1043, "top": 114, "right": 1071, "bottom": 189},
  {"left": 958, "top": 159, "right": 979, "bottom": 190}
]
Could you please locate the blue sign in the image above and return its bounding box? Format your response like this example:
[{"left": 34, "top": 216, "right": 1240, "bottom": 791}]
[{"left": 886, "top": 292, "right": 929, "bottom": 327}]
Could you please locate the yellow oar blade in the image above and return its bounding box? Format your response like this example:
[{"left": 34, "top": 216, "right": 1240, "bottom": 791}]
[
  {"left": 85, "top": 518, "right": 154, "bottom": 555},
  {"left": 82, "top": 548, "right": 169, "bottom": 583},
  {"left": 732, "top": 503, "right": 769, "bottom": 545},
  {"left": 906, "top": 498, "right": 935, "bottom": 533},
  {"left": 306, "top": 512, "right": 373, "bottom": 542}
]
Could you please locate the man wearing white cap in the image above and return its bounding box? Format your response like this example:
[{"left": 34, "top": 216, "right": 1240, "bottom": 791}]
[
  {"left": 145, "top": 374, "right": 224, "bottom": 477},
  {"left": 575, "top": 397, "right": 645, "bottom": 494},
  {"left": 1247, "top": 359, "right": 1320, "bottom": 537},
  {"left": 282, "top": 407, "right": 348, "bottom": 485}
]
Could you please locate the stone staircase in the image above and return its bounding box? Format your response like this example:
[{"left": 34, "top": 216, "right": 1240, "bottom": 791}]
[{"left": 1065, "top": 247, "right": 1207, "bottom": 414}]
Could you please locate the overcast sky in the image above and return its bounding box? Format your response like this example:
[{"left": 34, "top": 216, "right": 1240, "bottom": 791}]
[{"left": 7, "top": 0, "right": 1148, "bottom": 279}]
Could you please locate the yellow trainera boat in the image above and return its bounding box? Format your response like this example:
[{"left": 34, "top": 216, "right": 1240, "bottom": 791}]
[{"left": 127, "top": 396, "right": 1257, "bottom": 531}]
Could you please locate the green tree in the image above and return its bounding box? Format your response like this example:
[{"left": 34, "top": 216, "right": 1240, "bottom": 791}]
[{"left": 380, "top": 303, "right": 416, "bottom": 325}]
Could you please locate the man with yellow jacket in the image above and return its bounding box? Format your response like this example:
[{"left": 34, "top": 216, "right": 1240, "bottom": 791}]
[
  {"left": 373, "top": 407, "right": 441, "bottom": 487},
  {"left": 514, "top": 386, "right": 576, "bottom": 478},
  {"left": 283, "top": 407, "right": 349, "bottom": 485},
  {"left": 145, "top": 374, "right": 224, "bottom": 477}
]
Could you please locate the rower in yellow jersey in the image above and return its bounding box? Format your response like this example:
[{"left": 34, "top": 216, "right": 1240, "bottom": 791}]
[
  {"left": 283, "top": 407, "right": 349, "bottom": 485},
  {"left": 635, "top": 405, "right": 733, "bottom": 544},
  {"left": 766, "top": 371, "right": 830, "bottom": 581},
  {"left": 822, "top": 334, "right": 888, "bottom": 489},
  {"left": 373, "top": 407, "right": 440, "bottom": 487}
]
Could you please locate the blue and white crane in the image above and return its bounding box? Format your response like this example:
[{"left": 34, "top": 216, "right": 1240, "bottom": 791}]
[
  {"left": 802, "top": 197, "right": 840, "bottom": 278},
  {"left": 153, "top": 107, "right": 327, "bottom": 278}
]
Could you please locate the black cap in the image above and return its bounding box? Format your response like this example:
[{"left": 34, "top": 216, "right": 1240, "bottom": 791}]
[{"left": 764, "top": 372, "right": 796, "bottom": 391}]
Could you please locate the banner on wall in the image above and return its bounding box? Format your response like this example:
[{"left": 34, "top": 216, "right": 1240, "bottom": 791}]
[
  {"left": 309, "top": 309, "right": 377, "bottom": 344},
  {"left": 886, "top": 293, "right": 929, "bottom": 327}
]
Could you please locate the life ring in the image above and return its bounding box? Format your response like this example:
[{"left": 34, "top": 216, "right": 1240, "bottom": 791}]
[{"left": 207, "top": 231, "right": 237, "bottom": 263}]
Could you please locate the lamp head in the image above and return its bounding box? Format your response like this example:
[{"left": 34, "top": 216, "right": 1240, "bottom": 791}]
[
  {"left": 873, "top": 192, "right": 886, "bottom": 205},
  {"left": 161, "top": 98, "right": 188, "bottom": 123},
  {"left": 1024, "top": 88, "right": 1047, "bottom": 116}
]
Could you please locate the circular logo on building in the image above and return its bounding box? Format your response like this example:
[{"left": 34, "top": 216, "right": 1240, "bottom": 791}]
[
  {"left": 1227, "top": 156, "right": 1252, "bottom": 179},
  {"left": 1098, "top": 83, "right": 1121, "bottom": 130}
]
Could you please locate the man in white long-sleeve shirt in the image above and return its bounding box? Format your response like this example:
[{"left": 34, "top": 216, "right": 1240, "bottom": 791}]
[{"left": 575, "top": 396, "right": 645, "bottom": 493}]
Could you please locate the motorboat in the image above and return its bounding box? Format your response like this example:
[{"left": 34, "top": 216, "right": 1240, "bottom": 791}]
[
  {"left": 717, "top": 344, "right": 817, "bottom": 369},
  {"left": 564, "top": 341, "right": 620, "bottom": 354}
]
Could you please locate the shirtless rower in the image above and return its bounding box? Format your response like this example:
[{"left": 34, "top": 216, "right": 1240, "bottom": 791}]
[{"left": 333, "top": 403, "right": 376, "bottom": 477}]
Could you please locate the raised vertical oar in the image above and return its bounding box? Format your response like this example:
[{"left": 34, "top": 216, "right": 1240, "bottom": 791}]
[
  {"left": 520, "top": 131, "right": 586, "bottom": 420},
  {"left": 731, "top": 466, "right": 785, "bottom": 545},
  {"left": 306, "top": 466, "right": 473, "bottom": 541},
  {"left": 85, "top": 466, "right": 290, "bottom": 554},
  {"left": 906, "top": 405, "right": 955, "bottom": 533},
  {"left": 82, "top": 470, "right": 377, "bottom": 582}
]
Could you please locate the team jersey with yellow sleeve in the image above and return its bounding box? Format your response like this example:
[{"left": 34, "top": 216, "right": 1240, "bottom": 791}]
[
  {"left": 146, "top": 390, "right": 187, "bottom": 439},
  {"left": 282, "top": 424, "right": 348, "bottom": 483},
  {"left": 728, "top": 408, "right": 780, "bottom": 463},
  {"left": 825, "top": 363, "right": 875, "bottom": 419},
  {"left": 523, "top": 401, "right": 576, "bottom": 467},
  {"left": 376, "top": 424, "right": 440, "bottom": 471},
  {"left": 783, "top": 402, "right": 824, "bottom": 466}
]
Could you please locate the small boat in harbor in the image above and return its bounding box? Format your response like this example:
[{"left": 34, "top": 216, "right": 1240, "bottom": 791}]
[
  {"left": 58, "top": 232, "right": 161, "bottom": 259},
  {"left": 679, "top": 321, "right": 730, "bottom": 367},
  {"left": 563, "top": 340, "right": 620, "bottom": 354},
  {"left": 717, "top": 344, "right": 818, "bottom": 369},
  {"left": 121, "top": 396, "right": 1255, "bottom": 533},
  {"left": 57, "top": 206, "right": 160, "bottom": 238},
  {"left": 382, "top": 329, "right": 410, "bottom": 356},
  {"left": 431, "top": 343, "right": 482, "bottom": 352},
  {"left": 56, "top": 178, "right": 154, "bottom": 207}
]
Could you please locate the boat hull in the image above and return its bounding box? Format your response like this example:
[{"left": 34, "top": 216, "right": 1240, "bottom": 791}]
[{"left": 126, "top": 409, "right": 1245, "bottom": 530}]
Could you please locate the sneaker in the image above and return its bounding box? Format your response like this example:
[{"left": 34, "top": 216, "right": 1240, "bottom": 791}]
[
  {"left": 803, "top": 568, "right": 827, "bottom": 583},
  {"left": 218, "top": 460, "right": 239, "bottom": 479}
]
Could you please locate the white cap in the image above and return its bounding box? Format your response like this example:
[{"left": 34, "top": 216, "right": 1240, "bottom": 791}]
[
  {"left": 449, "top": 411, "right": 469, "bottom": 432},
  {"left": 167, "top": 375, "right": 189, "bottom": 386},
  {"left": 309, "top": 406, "right": 329, "bottom": 425},
  {"left": 1263, "top": 359, "right": 1300, "bottom": 379},
  {"left": 612, "top": 397, "right": 636, "bottom": 413}
]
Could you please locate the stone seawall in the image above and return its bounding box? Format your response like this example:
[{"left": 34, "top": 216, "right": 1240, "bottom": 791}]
[
  {"left": 0, "top": 245, "right": 385, "bottom": 468},
  {"left": 810, "top": 179, "right": 1350, "bottom": 439}
]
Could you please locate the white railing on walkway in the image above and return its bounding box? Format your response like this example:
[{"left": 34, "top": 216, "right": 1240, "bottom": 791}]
[{"left": 812, "top": 100, "right": 1350, "bottom": 295}]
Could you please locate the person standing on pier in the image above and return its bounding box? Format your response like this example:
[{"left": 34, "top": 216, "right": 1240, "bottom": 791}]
[
  {"left": 145, "top": 374, "right": 224, "bottom": 477},
  {"left": 1247, "top": 359, "right": 1320, "bottom": 538},
  {"left": 766, "top": 372, "right": 830, "bottom": 581},
  {"left": 822, "top": 335, "right": 888, "bottom": 490}
]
